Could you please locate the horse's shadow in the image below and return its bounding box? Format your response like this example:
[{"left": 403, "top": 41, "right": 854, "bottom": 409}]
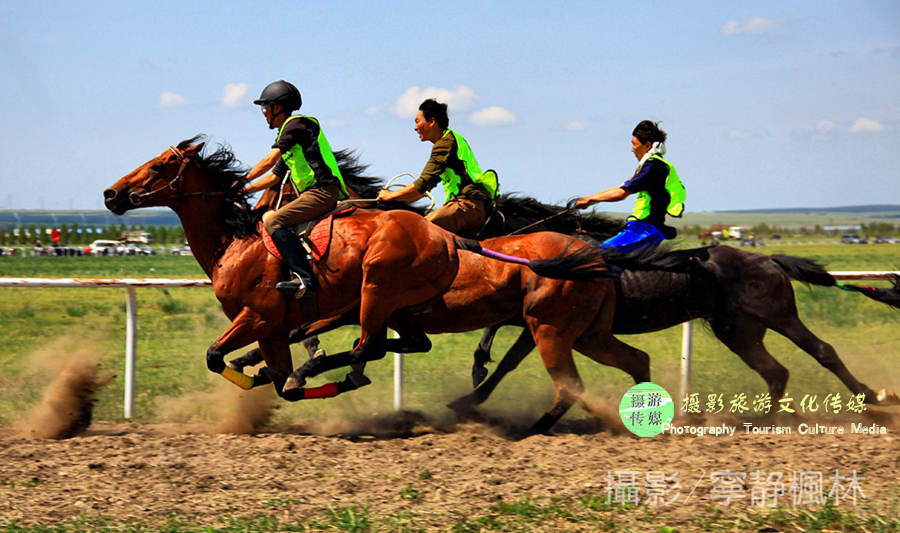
[{"left": 271, "top": 407, "right": 627, "bottom": 441}]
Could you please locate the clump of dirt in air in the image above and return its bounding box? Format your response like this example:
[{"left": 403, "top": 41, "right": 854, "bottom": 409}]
[{"left": 19, "top": 347, "right": 115, "bottom": 439}]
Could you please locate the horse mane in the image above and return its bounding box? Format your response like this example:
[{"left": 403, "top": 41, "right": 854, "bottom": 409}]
[
  {"left": 180, "top": 136, "right": 428, "bottom": 239},
  {"left": 494, "top": 194, "right": 625, "bottom": 238},
  {"left": 180, "top": 135, "right": 258, "bottom": 239},
  {"left": 333, "top": 149, "right": 382, "bottom": 198},
  {"left": 333, "top": 149, "right": 428, "bottom": 216}
]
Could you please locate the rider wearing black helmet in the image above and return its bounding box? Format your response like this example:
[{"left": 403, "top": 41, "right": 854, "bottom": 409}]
[{"left": 244, "top": 80, "right": 350, "bottom": 298}]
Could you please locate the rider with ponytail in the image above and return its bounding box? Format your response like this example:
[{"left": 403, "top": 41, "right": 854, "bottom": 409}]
[{"left": 575, "top": 120, "right": 686, "bottom": 251}]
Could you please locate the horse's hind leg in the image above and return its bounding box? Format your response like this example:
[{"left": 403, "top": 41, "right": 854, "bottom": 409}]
[
  {"left": 528, "top": 325, "right": 583, "bottom": 435},
  {"left": 774, "top": 317, "right": 883, "bottom": 403},
  {"left": 448, "top": 327, "right": 536, "bottom": 414},
  {"left": 574, "top": 333, "right": 651, "bottom": 384},
  {"left": 711, "top": 316, "right": 790, "bottom": 401},
  {"left": 286, "top": 327, "right": 388, "bottom": 389}
]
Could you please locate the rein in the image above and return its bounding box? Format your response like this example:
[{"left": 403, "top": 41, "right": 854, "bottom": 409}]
[
  {"left": 506, "top": 208, "right": 573, "bottom": 236},
  {"left": 128, "top": 146, "right": 228, "bottom": 206}
]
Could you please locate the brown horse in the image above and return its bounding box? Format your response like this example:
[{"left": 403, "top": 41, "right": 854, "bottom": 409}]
[
  {"left": 105, "top": 138, "right": 466, "bottom": 392},
  {"left": 105, "top": 138, "right": 701, "bottom": 432}
]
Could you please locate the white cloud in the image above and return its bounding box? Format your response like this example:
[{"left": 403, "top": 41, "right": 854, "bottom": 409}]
[
  {"left": 721, "top": 16, "right": 785, "bottom": 35},
  {"left": 565, "top": 121, "right": 586, "bottom": 131},
  {"left": 469, "top": 106, "right": 516, "bottom": 126},
  {"left": 392, "top": 86, "right": 479, "bottom": 117},
  {"left": 729, "top": 129, "right": 750, "bottom": 138},
  {"left": 849, "top": 117, "right": 884, "bottom": 133},
  {"left": 159, "top": 91, "right": 187, "bottom": 108},
  {"left": 816, "top": 120, "right": 837, "bottom": 134},
  {"left": 222, "top": 83, "right": 248, "bottom": 108},
  {"left": 363, "top": 106, "right": 378, "bottom": 117}
]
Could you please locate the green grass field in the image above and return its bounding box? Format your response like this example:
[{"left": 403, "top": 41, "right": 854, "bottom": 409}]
[
  {"left": 0, "top": 244, "right": 898, "bottom": 427},
  {"left": 1, "top": 245, "right": 898, "bottom": 532}
]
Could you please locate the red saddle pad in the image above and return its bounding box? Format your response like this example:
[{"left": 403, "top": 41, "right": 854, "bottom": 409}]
[{"left": 261, "top": 207, "right": 356, "bottom": 263}]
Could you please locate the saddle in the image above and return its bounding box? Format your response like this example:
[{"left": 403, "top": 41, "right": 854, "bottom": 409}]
[{"left": 262, "top": 206, "right": 356, "bottom": 263}]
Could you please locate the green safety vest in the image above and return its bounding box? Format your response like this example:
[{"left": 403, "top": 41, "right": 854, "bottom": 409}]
[
  {"left": 277, "top": 115, "right": 349, "bottom": 199},
  {"left": 631, "top": 155, "right": 686, "bottom": 219},
  {"left": 438, "top": 129, "right": 499, "bottom": 203}
]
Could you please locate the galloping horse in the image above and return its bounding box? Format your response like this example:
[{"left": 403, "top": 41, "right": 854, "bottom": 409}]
[
  {"left": 104, "top": 138, "right": 705, "bottom": 432},
  {"left": 453, "top": 194, "right": 900, "bottom": 410}
]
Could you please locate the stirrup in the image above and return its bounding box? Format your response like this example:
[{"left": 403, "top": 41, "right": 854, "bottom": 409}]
[{"left": 276, "top": 273, "right": 309, "bottom": 299}]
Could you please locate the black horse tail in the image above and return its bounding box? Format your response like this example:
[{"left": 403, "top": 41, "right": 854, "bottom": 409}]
[
  {"left": 771, "top": 254, "right": 900, "bottom": 309},
  {"left": 455, "top": 238, "right": 712, "bottom": 281}
]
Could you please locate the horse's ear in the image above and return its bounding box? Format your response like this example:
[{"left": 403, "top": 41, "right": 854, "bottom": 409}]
[{"left": 184, "top": 142, "right": 205, "bottom": 156}]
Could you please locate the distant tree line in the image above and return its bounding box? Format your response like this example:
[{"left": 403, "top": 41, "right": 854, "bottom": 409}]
[
  {"left": 0, "top": 224, "right": 186, "bottom": 246},
  {"left": 0, "top": 221, "right": 896, "bottom": 247},
  {"left": 654, "top": 221, "right": 897, "bottom": 237}
]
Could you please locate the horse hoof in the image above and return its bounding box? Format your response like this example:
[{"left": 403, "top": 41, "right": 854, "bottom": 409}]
[
  {"left": 226, "top": 361, "right": 240, "bottom": 371},
  {"left": 312, "top": 348, "right": 326, "bottom": 359},
  {"left": 447, "top": 395, "right": 476, "bottom": 414},
  {"left": 284, "top": 376, "right": 305, "bottom": 391},
  {"left": 876, "top": 388, "right": 900, "bottom": 405},
  {"left": 347, "top": 371, "right": 371, "bottom": 388}
]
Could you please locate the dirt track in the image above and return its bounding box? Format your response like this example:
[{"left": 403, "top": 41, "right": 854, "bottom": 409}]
[{"left": 1, "top": 411, "right": 898, "bottom": 530}]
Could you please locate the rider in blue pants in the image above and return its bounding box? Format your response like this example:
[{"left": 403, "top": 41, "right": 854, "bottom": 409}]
[{"left": 574, "top": 120, "right": 686, "bottom": 252}]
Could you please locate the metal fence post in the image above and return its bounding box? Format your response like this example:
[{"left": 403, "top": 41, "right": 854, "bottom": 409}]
[
  {"left": 393, "top": 330, "right": 403, "bottom": 411},
  {"left": 679, "top": 320, "right": 693, "bottom": 414},
  {"left": 124, "top": 286, "right": 137, "bottom": 419}
]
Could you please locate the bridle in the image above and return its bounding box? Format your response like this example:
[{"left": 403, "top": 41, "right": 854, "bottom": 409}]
[{"left": 128, "top": 146, "right": 226, "bottom": 206}]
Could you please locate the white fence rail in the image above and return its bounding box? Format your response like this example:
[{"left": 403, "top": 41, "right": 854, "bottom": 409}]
[{"left": 1, "top": 271, "right": 896, "bottom": 418}]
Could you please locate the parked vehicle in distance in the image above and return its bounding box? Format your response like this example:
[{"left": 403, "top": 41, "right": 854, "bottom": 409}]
[
  {"left": 123, "top": 243, "right": 156, "bottom": 255},
  {"left": 169, "top": 244, "right": 193, "bottom": 256},
  {"left": 840, "top": 234, "right": 868, "bottom": 244},
  {"left": 84, "top": 239, "right": 122, "bottom": 255},
  {"left": 872, "top": 236, "right": 898, "bottom": 244},
  {"left": 34, "top": 244, "right": 84, "bottom": 256}
]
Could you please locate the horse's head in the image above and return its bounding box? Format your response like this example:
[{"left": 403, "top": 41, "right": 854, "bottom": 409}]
[{"left": 104, "top": 137, "right": 207, "bottom": 215}]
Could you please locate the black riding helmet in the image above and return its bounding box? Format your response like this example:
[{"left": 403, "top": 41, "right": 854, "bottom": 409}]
[{"left": 253, "top": 80, "right": 302, "bottom": 112}]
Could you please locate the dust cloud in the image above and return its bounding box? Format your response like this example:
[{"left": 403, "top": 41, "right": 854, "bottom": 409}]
[
  {"left": 18, "top": 340, "right": 115, "bottom": 439},
  {"left": 156, "top": 374, "right": 278, "bottom": 435}
]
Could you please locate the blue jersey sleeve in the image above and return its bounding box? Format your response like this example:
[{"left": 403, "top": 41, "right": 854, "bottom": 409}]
[{"left": 622, "top": 158, "right": 668, "bottom": 193}]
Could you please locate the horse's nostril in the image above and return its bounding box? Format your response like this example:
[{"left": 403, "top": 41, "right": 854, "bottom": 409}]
[{"left": 104, "top": 189, "right": 117, "bottom": 201}]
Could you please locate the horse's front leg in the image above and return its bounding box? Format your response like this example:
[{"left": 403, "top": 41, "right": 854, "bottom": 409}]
[
  {"left": 207, "top": 306, "right": 279, "bottom": 390},
  {"left": 226, "top": 347, "right": 264, "bottom": 373},
  {"left": 302, "top": 336, "right": 326, "bottom": 359}
]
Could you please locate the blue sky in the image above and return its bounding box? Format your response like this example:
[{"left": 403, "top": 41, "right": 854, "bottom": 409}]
[{"left": 1, "top": 1, "right": 898, "bottom": 211}]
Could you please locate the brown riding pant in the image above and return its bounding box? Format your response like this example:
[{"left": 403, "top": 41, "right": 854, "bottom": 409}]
[
  {"left": 263, "top": 182, "right": 342, "bottom": 235},
  {"left": 425, "top": 197, "right": 488, "bottom": 236}
]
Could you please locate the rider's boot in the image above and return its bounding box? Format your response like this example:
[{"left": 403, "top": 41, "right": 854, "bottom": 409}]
[{"left": 270, "top": 228, "right": 315, "bottom": 299}]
